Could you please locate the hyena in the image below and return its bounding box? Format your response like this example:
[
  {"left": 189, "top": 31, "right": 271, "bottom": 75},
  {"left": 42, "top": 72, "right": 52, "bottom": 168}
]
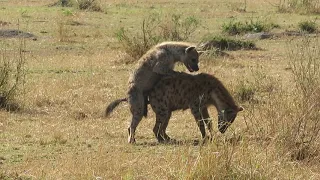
[
  {"left": 106, "top": 72, "right": 243, "bottom": 143},
  {"left": 106, "top": 42, "right": 201, "bottom": 143}
]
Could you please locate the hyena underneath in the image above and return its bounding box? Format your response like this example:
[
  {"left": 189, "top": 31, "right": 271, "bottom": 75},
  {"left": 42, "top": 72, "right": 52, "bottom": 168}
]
[
  {"left": 106, "top": 72, "right": 243, "bottom": 143},
  {"left": 107, "top": 41, "right": 201, "bottom": 143}
]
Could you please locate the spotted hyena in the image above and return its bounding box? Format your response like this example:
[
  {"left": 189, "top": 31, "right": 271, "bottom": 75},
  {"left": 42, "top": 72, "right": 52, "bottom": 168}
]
[
  {"left": 107, "top": 42, "right": 202, "bottom": 143},
  {"left": 106, "top": 72, "right": 243, "bottom": 143}
]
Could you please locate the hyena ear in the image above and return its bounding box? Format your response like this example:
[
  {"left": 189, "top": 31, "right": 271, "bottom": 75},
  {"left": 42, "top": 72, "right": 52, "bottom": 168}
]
[
  {"left": 238, "top": 106, "right": 244, "bottom": 112},
  {"left": 198, "top": 51, "right": 205, "bottom": 56},
  {"left": 185, "top": 46, "right": 195, "bottom": 53}
]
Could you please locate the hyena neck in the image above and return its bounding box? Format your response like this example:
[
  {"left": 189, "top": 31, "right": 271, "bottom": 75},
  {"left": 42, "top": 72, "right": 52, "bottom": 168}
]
[{"left": 210, "top": 84, "right": 238, "bottom": 112}]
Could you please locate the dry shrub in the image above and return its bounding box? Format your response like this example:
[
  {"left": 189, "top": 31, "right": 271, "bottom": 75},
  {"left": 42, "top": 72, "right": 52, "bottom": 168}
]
[
  {"left": 233, "top": 68, "right": 279, "bottom": 104},
  {"left": 285, "top": 37, "right": 320, "bottom": 160},
  {"left": 57, "top": 10, "right": 78, "bottom": 42},
  {"left": 184, "top": 38, "right": 320, "bottom": 178},
  {"left": 188, "top": 140, "right": 268, "bottom": 180},
  {"left": 245, "top": 37, "right": 320, "bottom": 161},
  {"left": 76, "top": 0, "right": 102, "bottom": 11},
  {"left": 298, "top": 20, "right": 318, "bottom": 33},
  {"left": 115, "top": 13, "right": 200, "bottom": 60},
  {"left": 196, "top": 38, "right": 320, "bottom": 179},
  {"left": 0, "top": 39, "right": 26, "bottom": 111}
]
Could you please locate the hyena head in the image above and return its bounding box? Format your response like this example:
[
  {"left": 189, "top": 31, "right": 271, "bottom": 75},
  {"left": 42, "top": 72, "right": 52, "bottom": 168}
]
[
  {"left": 210, "top": 86, "right": 244, "bottom": 133},
  {"left": 181, "top": 46, "right": 200, "bottom": 72},
  {"left": 218, "top": 106, "right": 243, "bottom": 133}
]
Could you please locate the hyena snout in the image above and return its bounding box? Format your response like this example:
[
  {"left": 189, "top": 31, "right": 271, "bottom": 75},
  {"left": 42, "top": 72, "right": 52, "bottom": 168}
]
[
  {"left": 218, "top": 119, "right": 232, "bottom": 133},
  {"left": 184, "top": 60, "right": 199, "bottom": 72},
  {"left": 190, "top": 63, "right": 199, "bottom": 72},
  {"left": 217, "top": 107, "right": 243, "bottom": 133},
  {"left": 184, "top": 46, "right": 200, "bottom": 72}
]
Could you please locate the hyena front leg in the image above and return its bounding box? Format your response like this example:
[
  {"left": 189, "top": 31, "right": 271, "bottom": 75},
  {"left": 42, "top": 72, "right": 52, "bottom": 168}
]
[
  {"left": 200, "top": 108, "right": 213, "bottom": 141},
  {"left": 153, "top": 111, "right": 171, "bottom": 143},
  {"left": 159, "top": 112, "right": 172, "bottom": 142},
  {"left": 191, "top": 106, "right": 211, "bottom": 140}
]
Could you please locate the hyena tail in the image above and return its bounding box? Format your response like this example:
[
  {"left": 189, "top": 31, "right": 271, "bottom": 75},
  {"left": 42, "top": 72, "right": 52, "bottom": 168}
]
[{"left": 105, "top": 98, "right": 128, "bottom": 117}]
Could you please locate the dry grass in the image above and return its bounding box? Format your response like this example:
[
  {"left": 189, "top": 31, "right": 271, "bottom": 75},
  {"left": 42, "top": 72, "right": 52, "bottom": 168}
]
[{"left": 1, "top": 0, "right": 320, "bottom": 179}]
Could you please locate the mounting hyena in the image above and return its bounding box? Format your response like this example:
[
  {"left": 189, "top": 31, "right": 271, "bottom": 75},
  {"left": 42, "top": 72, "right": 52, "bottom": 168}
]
[
  {"left": 106, "top": 42, "right": 201, "bottom": 143},
  {"left": 106, "top": 72, "right": 243, "bottom": 143}
]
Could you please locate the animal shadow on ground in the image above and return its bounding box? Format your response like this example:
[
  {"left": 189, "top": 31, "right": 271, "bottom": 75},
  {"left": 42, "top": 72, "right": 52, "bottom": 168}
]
[
  {"left": 135, "top": 138, "right": 202, "bottom": 147},
  {"left": 134, "top": 134, "right": 243, "bottom": 147}
]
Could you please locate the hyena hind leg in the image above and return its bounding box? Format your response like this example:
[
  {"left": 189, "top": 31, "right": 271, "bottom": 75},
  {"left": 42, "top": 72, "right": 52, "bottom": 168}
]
[{"left": 127, "top": 87, "right": 145, "bottom": 143}]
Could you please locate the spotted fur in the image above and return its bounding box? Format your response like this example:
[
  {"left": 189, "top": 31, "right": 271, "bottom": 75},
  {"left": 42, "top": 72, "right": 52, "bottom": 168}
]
[
  {"left": 106, "top": 72, "right": 243, "bottom": 143},
  {"left": 107, "top": 42, "right": 201, "bottom": 143}
]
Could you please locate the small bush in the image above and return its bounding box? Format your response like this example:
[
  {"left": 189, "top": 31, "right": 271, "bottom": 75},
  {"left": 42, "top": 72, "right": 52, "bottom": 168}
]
[
  {"left": 234, "top": 80, "right": 255, "bottom": 103},
  {"left": 199, "top": 35, "right": 256, "bottom": 51},
  {"left": 229, "top": 0, "right": 247, "bottom": 12},
  {"left": 0, "top": 39, "right": 26, "bottom": 111},
  {"left": 232, "top": 68, "right": 279, "bottom": 105},
  {"left": 115, "top": 14, "right": 162, "bottom": 60},
  {"left": 188, "top": 138, "right": 269, "bottom": 179},
  {"left": 222, "top": 19, "right": 278, "bottom": 35},
  {"left": 115, "top": 27, "right": 157, "bottom": 62},
  {"left": 49, "top": 0, "right": 73, "bottom": 7},
  {"left": 160, "top": 14, "right": 200, "bottom": 41},
  {"left": 116, "top": 13, "right": 200, "bottom": 60},
  {"left": 57, "top": 11, "right": 76, "bottom": 42},
  {"left": 57, "top": 20, "right": 72, "bottom": 42},
  {"left": 76, "top": 0, "right": 102, "bottom": 11},
  {"left": 284, "top": 38, "right": 320, "bottom": 161},
  {"left": 298, "top": 20, "right": 317, "bottom": 33},
  {"left": 289, "top": 37, "right": 319, "bottom": 99}
]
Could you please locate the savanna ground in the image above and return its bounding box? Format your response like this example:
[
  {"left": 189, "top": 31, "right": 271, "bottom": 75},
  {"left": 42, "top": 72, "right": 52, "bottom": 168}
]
[{"left": 0, "top": 0, "right": 320, "bottom": 179}]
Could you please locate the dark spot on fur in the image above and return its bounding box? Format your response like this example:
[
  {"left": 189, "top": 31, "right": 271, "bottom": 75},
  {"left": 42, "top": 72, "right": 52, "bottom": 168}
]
[
  {"left": 157, "top": 98, "right": 162, "bottom": 103},
  {"left": 182, "top": 84, "right": 187, "bottom": 89}
]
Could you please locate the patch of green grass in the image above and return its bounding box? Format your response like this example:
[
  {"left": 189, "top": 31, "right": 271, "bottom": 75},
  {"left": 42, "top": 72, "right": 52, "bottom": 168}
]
[
  {"left": 62, "top": 9, "right": 74, "bottom": 16},
  {"left": 222, "top": 19, "right": 279, "bottom": 35},
  {"left": 199, "top": 35, "right": 256, "bottom": 51},
  {"left": 298, "top": 20, "right": 317, "bottom": 33}
]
